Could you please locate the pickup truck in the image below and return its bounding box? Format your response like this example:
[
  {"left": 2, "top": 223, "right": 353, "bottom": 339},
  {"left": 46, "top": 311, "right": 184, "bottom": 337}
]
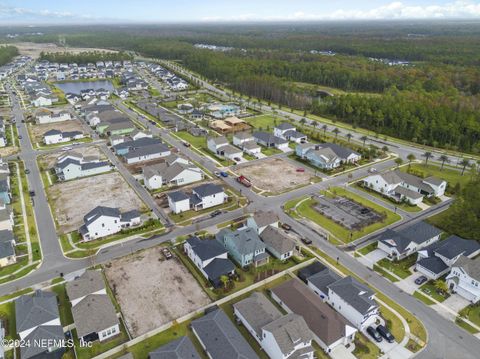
[{"left": 236, "top": 175, "right": 251, "bottom": 187}]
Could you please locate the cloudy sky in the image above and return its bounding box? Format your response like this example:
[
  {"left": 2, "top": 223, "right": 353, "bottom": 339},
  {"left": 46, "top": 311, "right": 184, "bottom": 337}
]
[{"left": 1, "top": 1, "right": 480, "bottom": 24}]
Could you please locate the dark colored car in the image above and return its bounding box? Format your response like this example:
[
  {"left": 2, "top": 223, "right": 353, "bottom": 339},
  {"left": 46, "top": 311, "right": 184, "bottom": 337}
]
[
  {"left": 415, "top": 275, "right": 428, "bottom": 285},
  {"left": 366, "top": 326, "right": 383, "bottom": 342},
  {"left": 18, "top": 135, "right": 22, "bottom": 139},
  {"left": 301, "top": 238, "right": 312, "bottom": 245},
  {"left": 220, "top": 171, "right": 228, "bottom": 177},
  {"left": 24, "top": 168, "right": 30, "bottom": 174},
  {"left": 29, "top": 191, "right": 35, "bottom": 197},
  {"left": 234, "top": 157, "right": 242, "bottom": 162},
  {"left": 210, "top": 210, "right": 222, "bottom": 217},
  {"left": 376, "top": 325, "right": 395, "bottom": 343},
  {"left": 281, "top": 223, "right": 292, "bottom": 231}
]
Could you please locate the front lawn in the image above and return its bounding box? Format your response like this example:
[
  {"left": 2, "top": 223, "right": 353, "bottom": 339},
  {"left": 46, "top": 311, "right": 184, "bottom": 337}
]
[
  {"left": 377, "top": 255, "right": 415, "bottom": 279},
  {"left": 353, "top": 183, "right": 422, "bottom": 212},
  {"left": 459, "top": 303, "right": 480, "bottom": 328},
  {"left": 352, "top": 333, "right": 382, "bottom": 359},
  {"left": 261, "top": 147, "right": 282, "bottom": 156},
  {"left": 243, "top": 114, "right": 278, "bottom": 130},
  {"left": 74, "top": 322, "right": 129, "bottom": 359},
  {"left": 358, "top": 242, "right": 377, "bottom": 256},
  {"left": 418, "top": 280, "right": 450, "bottom": 303}
]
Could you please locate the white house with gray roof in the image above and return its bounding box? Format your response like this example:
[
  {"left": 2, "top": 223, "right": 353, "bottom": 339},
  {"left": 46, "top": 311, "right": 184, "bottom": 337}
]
[
  {"left": 66, "top": 270, "right": 120, "bottom": 343},
  {"left": 362, "top": 170, "right": 446, "bottom": 205},
  {"left": 246, "top": 210, "right": 279, "bottom": 234},
  {"left": 79, "top": 206, "right": 141, "bottom": 241},
  {"left": 234, "top": 292, "right": 314, "bottom": 359},
  {"left": 143, "top": 158, "right": 203, "bottom": 190},
  {"left": 191, "top": 307, "right": 259, "bottom": 359},
  {"left": 259, "top": 225, "right": 296, "bottom": 260},
  {"left": 15, "top": 290, "right": 65, "bottom": 359},
  {"left": 54, "top": 152, "right": 111, "bottom": 181},
  {"left": 274, "top": 123, "right": 307, "bottom": 143},
  {"left": 253, "top": 131, "right": 289, "bottom": 151},
  {"left": 447, "top": 256, "right": 480, "bottom": 303},
  {"left": 167, "top": 183, "right": 227, "bottom": 214}
]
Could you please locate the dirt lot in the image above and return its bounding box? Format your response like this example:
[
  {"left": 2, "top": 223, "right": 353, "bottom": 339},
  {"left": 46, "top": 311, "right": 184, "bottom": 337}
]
[
  {"left": 236, "top": 158, "right": 314, "bottom": 193},
  {"left": 39, "top": 145, "right": 105, "bottom": 169},
  {"left": 0, "top": 42, "right": 117, "bottom": 58},
  {"left": 47, "top": 172, "right": 146, "bottom": 233},
  {"left": 104, "top": 246, "right": 211, "bottom": 337},
  {"left": 30, "top": 119, "right": 85, "bottom": 144}
]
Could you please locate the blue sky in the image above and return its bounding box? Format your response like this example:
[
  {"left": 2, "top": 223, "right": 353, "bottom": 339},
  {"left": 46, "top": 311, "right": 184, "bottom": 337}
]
[{"left": 1, "top": 1, "right": 480, "bottom": 24}]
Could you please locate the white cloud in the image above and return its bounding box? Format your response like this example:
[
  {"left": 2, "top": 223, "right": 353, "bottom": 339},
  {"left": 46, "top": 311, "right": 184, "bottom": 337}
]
[
  {"left": 0, "top": 3, "right": 97, "bottom": 21},
  {"left": 202, "top": 1, "right": 480, "bottom": 22}
]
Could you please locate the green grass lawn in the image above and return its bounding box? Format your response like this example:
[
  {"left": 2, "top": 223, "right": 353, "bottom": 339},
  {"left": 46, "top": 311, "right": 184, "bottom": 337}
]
[
  {"left": 358, "top": 242, "right": 378, "bottom": 256},
  {"left": 456, "top": 317, "right": 479, "bottom": 334},
  {"left": 243, "top": 114, "right": 279, "bottom": 130},
  {"left": 400, "top": 163, "right": 472, "bottom": 190},
  {"left": 295, "top": 187, "right": 400, "bottom": 243},
  {"left": 373, "top": 264, "right": 399, "bottom": 282},
  {"left": 352, "top": 333, "right": 382, "bottom": 359},
  {"left": 74, "top": 322, "right": 129, "bottom": 359},
  {"left": 0, "top": 301, "right": 16, "bottom": 339},
  {"left": 418, "top": 281, "right": 450, "bottom": 303},
  {"left": 49, "top": 284, "right": 74, "bottom": 326},
  {"left": 261, "top": 146, "right": 282, "bottom": 156},
  {"left": 377, "top": 255, "right": 415, "bottom": 279},
  {"left": 413, "top": 291, "right": 436, "bottom": 305},
  {"left": 353, "top": 183, "right": 422, "bottom": 212},
  {"left": 459, "top": 304, "right": 480, "bottom": 328}
]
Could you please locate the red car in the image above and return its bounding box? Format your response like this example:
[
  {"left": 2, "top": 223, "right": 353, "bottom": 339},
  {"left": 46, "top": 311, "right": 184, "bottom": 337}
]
[{"left": 296, "top": 168, "right": 305, "bottom": 172}]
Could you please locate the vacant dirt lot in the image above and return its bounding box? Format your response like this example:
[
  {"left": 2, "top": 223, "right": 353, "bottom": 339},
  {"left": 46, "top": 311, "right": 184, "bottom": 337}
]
[
  {"left": 30, "top": 119, "right": 85, "bottom": 144},
  {"left": 47, "top": 172, "right": 145, "bottom": 233},
  {"left": 104, "top": 246, "right": 211, "bottom": 337},
  {"left": 39, "top": 145, "right": 105, "bottom": 169},
  {"left": 0, "top": 42, "right": 118, "bottom": 58},
  {"left": 236, "top": 158, "right": 313, "bottom": 193}
]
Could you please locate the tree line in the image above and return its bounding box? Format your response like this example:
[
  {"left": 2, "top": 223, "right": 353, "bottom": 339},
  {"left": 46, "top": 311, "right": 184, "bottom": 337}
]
[
  {"left": 0, "top": 46, "right": 19, "bottom": 67},
  {"left": 39, "top": 50, "right": 133, "bottom": 64}
]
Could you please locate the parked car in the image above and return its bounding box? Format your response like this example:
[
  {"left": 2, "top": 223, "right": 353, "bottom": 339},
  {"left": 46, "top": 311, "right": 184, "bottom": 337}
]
[
  {"left": 296, "top": 168, "right": 305, "bottom": 172},
  {"left": 415, "top": 275, "right": 428, "bottom": 285},
  {"left": 301, "top": 237, "right": 312, "bottom": 245},
  {"left": 24, "top": 168, "right": 30, "bottom": 174},
  {"left": 162, "top": 248, "right": 173, "bottom": 260},
  {"left": 366, "top": 326, "right": 383, "bottom": 342},
  {"left": 18, "top": 135, "right": 22, "bottom": 139},
  {"left": 376, "top": 325, "right": 395, "bottom": 343},
  {"left": 210, "top": 210, "right": 222, "bottom": 218},
  {"left": 234, "top": 157, "right": 242, "bottom": 162},
  {"left": 214, "top": 171, "right": 221, "bottom": 177},
  {"left": 281, "top": 223, "right": 292, "bottom": 231},
  {"left": 183, "top": 141, "right": 191, "bottom": 147},
  {"left": 220, "top": 171, "right": 228, "bottom": 178},
  {"left": 29, "top": 191, "right": 35, "bottom": 197},
  {"left": 368, "top": 167, "right": 377, "bottom": 173}
]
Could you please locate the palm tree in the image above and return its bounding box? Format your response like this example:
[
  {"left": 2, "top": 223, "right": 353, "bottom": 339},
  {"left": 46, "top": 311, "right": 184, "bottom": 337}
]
[
  {"left": 459, "top": 158, "right": 470, "bottom": 175},
  {"left": 382, "top": 145, "right": 389, "bottom": 153},
  {"left": 321, "top": 124, "right": 328, "bottom": 138},
  {"left": 346, "top": 133, "right": 353, "bottom": 142},
  {"left": 407, "top": 154, "right": 416, "bottom": 169},
  {"left": 299, "top": 118, "right": 307, "bottom": 127},
  {"left": 439, "top": 154, "right": 450, "bottom": 171},
  {"left": 332, "top": 128, "right": 340, "bottom": 140},
  {"left": 434, "top": 279, "right": 449, "bottom": 295},
  {"left": 394, "top": 157, "right": 403, "bottom": 168},
  {"left": 422, "top": 151, "right": 433, "bottom": 166},
  {"left": 360, "top": 135, "right": 368, "bottom": 147},
  {"left": 220, "top": 275, "right": 229, "bottom": 289},
  {"left": 311, "top": 121, "right": 318, "bottom": 130}
]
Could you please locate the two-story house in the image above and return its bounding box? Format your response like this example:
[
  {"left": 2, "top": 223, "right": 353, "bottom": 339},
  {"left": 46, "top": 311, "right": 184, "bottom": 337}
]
[
  {"left": 246, "top": 210, "right": 279, "bottom": 234},
  {"left": 167, "top": 183, "right": 227, "bottom": 214},
  {"left": 446, "top": 256, "right": 480, "bottom": 303},
  {"left": 274, "top": 122, "right": 307, "bottom": 143}
]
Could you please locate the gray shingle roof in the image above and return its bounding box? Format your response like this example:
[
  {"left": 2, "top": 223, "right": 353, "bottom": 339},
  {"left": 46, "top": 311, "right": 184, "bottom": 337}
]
[
  {"left": 435, "top": 235, "right": 480, "bottom": 260},
  {"left": 203, "top": 258, "right": 235, "bottom": 284},
  {"left": 453, "top": 256, "right": 480, "bottom": 281},
  {"left": 21, "top": 325, "right": 65, "bottom": 359},
  {"left": 275, "top": 122, "right": 295, "bottom": 131},
  {"left": 318, "top": 143, "right": 359, "bottom": 159},
  {"left": 307, "top": 268, "right": 342, "bottom": 295},
  {"left": 253, "top": 132, "right": 288, "bottom": 145},
  {"left": 327, "top": 277, "right": 378, "bottom": 315},
  {"left": 16, "top": 290, "right": 60, "bottom": 332},
  {"left": 149, "top": 336, "right": 201, "bottom": 359},
  {"left": 298, "top": 262, "right": 326, "bottom": 282},
  {"left": 378, "top": 222, "right": 442, "bottom": 253},
  {"left": 191, "top": 308, "right": 259, "bottom": 359},
  {"left": 186, "top": 236, "right": 227, "bottom": 261},
  {"left": 259, "top": 225, "right": 295, "bottom": 256},
  {"left": 217, "top": 228, "right": 266, "bottom": 256},
  {"left": 66, "top": 270, "right": 105, "bottom": 301},
  {"left": 251, "top": 210, "right": 279, "bottom": 229},
  {"left": 167, "top": 190, "right": 190, "bottom": 202},
  {"left": 72, "top": 294, "right": 119, "bottom": 338},
  {"left": 84, "top": 206, "right": 121, "bottom": 226},
  {"left": 193, "top": 183, "right": 224, "bottom": 198},
  {"left": 416, "top": 256, "right": 449, "bottom": 275}
]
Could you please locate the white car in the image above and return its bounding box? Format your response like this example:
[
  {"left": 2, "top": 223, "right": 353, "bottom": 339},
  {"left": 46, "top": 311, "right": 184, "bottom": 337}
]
[
  {"left": 368, "top": 167, "right": 377, "bottom": 173},
  {"left": 214, "top": 171, "right": 221, "bottom": 177}
]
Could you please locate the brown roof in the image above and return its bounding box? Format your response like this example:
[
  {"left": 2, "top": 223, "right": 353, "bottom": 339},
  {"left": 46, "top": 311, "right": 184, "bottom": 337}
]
[{"left": 271, "top": 278, "right": 353, "bottom": 346}]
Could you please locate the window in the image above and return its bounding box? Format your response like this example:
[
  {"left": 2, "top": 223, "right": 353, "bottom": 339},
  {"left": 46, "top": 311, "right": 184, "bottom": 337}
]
[{"left": 102, "top": 223, "right": 105, "bottom": 227}]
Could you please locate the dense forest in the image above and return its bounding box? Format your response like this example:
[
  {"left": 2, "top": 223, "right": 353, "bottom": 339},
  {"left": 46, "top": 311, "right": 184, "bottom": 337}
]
[
  {"left": 39, "top": 51, "right": 133, "bottom": 64},
  {"left": 9, "top": 22, "right": 480, "bottom": 152},
  {"left": 0, "top": 45, "right": 19, "bottom": 66}
]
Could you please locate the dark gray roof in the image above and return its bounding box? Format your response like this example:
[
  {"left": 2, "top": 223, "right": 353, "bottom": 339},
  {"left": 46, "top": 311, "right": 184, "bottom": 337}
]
[
  {"left": 81, "top": 161, "right": 110, "bottom": 171},
  {"left": 0, "top": 240, "right": 14, "bottom": 259},
  {"left": 43, "top": 129, "right": 62, "bottom": 136},
  {"left": 193, "top": 183, "right": 224, "bottom": 198},
  {"left": 21, "top": 325, "right": 65, "bottom": 359},
  {"left": 417, "top": 256, "right": 449, "bottom": 275},
  {"left": 0, "top": 229, "right": 14, "bottom": 243},
  {"left": 298, "top": 262, "right": 326, "bottom": 282},
  {"left": 203, "top": 258, "right": 235, "bottom": 284},
  {"left": 124, "top": 143, "right": 170, "bottom": 159},
  {"left": 327, "top": 277, "right": 378, "bottom": 315},
  {"left": 72, "top": 294, "right": 119, "bottom": 338},
  {"left": 260, "top": 225, "right": 295, "bottom": 256},
  {"left": 276, "top": 122, "right": 295, "bottom": 130},
  {"left": 113, "top": 137, "right": 162, "bottom": 151},
  {"left": 84, "top": 206, "right": 121, "bottom": 226},
  {"left": 167, "top": 190, "right": 190, "bottom": 202},
  {"left": 435, "top": 235, "right": 480, "bottom": 260},
  {"left": 66, "top": 270, "right": 105, "bottom": 301},
  {"left": 379, "top": 222, "right": 442, "bottom": 253},
  {"left": 253, "top": 132, "right": 288, "bottom": 145},
  {"left": 121, "top": 210, "right": 140, "bottom": 221},
  {"left": 217, "top": 228, "right": 266, "bottom": 256},
  {"left": 15, "top": 291, "right": 60, "bottom": 332},
  {"left": 149, "top": 336, "right": 201, "bottom": 359},
  {"left": 191, "top": 308, "right": 259, "bottom": 359},
  {"left": 307, "top": 268, "right": 342, "bottom": 295},
  {"left": 186, "top": 236, "right": 227, "bottom": 261},
  {"left": 318, "top": 143, "right": 360, "bottom": 159}
]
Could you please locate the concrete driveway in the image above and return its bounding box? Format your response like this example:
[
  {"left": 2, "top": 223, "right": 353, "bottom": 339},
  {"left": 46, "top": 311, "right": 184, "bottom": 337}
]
[
  {"left": 432, "top": 294, "right": 472, "bottom": 321},
  {"left": 396, "top": 274, "right": 423, "bottom": 295},
  {"left": 330, "top": 345, "right": 356, "bottom": 359},
  {"left": 358, "top": 249, "right": 388, "bottom": 269}
]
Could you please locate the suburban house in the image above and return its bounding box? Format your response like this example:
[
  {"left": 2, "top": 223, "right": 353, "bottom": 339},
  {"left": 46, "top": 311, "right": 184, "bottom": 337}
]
[
  {"left": 0, "top": 174, "right": 11, "bottom": 204},
  {"left": 233, "top": 132, "right": 262, "bottom": 157},
  {"left": 296, "top": 143, "right": 361, "bottom": 170},
  {"left": 43, "top": 129, "right": 84, "bottom": 145},
  {"left": 0, "top": 200, "right": 14, "bottom": 232},
  {"left": 446, "top": 256, "right": 480, "bottom": 303},
  {"left": 305, "top": 266, "right": 342, "bottom": 299},
  {"left": 66, "top": 270, "right": 120, "bottom": 343},
  {"left": 416, "top": 235, "right": 480, "bottom": 279},
  {"left": 259, "top": 225, "right": 296, "bottom": 260},
  {"left": 246, "top": 210, "right": 280, "bottom": 234},
  {"left": 35, "top": 108, "right": 71, "bottom": 124},
  {"left": 31, "top": 95, "right": 53, "bottom": 107},
  {"left": 79, "top": 206, "right": 141, "bottom": 241},
  {"left": 233, "top": 292, "right": 314, "bottom": 359},
  {"left": 207, "top": 136, "right": 243, "bottom": 161},
  {"left": 54, "top": 152, "right": 111, "bottom": 181},
  {"left": 216, "top": 227, "right": 269, "bottom": 267},
  {"left": 167, "top": 183, "right": 227, "bottom": 214},
  {"left": 270, "top": 279, "right": 357, "bottom": 353},
  {"left": 253, "top": 132, "right": 289, "bottom": 151},
  {"left": 191, "top": 307, "right": 259, "bottom": 359},
  {"left": 362, "top": 170, "right": 447, "bottom": 205},
  {"left": 148, "top": 337, "right": 201, "bottom": 359},
  {"left": 113, "top": 137, "right": 171, "bottom": 164},
  {"left": 143, "top": 157, "right": 203, "bottom": 190},
  {"left": 377, "top": 221, "right": 442, "bottom": 260},
  {"left": 274, "top": 123, "right": 307, "bottom": 143},
  {"left": 15, "top": 290, "right": 65, "bottom": 359},
  {"left": 0, "top": 229, "right": 16, "bottom": 267},
  {"left": 184, "top": 236, "right": 236, "bottom": 287}
]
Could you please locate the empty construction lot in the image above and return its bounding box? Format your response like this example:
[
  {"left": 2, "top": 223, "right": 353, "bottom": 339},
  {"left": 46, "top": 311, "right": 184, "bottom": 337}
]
[
  {"left": 30, "top": 119, "right": 86, "bottom": 145},
  {"left": 236, "top": 158, "right": 315, "bottom": 193},
  {"left": 104, "top": 246, "right": 211, "bottom": 337},
  {"left": 47, "top": 171, "right": 145, "bottom": 233}
]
